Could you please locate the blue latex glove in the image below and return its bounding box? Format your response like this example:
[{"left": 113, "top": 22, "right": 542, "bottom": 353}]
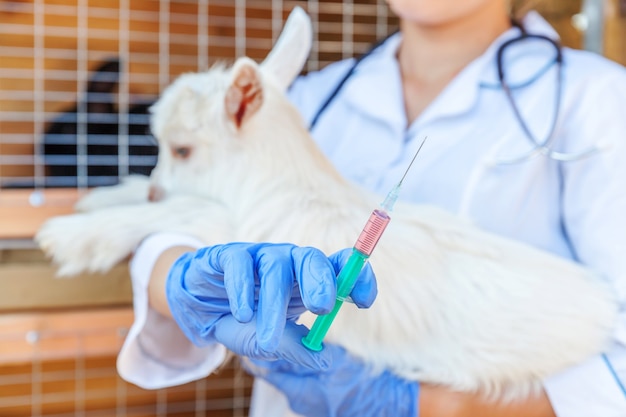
[
  {"left": 248, "top": 339, "right": 419, "bottom": 417},
  {"left": 211, "top": 317, "right": 335, "bottom": 369},
  {"left": 166, "top": 242, "right": 377, "bottom": 355}
]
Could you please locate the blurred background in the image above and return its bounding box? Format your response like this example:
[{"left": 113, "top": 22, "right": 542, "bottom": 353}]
[{"left": 0, "top": 0, "right": 624, "bottom": 416}]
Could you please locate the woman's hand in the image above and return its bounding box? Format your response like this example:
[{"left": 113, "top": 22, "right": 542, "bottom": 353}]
[
  {"left": 164, "top": 242, "right": 377, "bottom": 361},
  {"left": 248, "top": 341, "right": 419, "bottom": 417}
]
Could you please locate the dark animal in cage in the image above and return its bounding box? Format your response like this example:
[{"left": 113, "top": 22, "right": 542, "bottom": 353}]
[{"left": 42, "top": 58, "right": 158, "bottom": 188}]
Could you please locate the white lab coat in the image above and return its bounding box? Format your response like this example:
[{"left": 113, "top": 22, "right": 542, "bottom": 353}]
[{"left": 117, "top": 11, "right": 626, "bottom": 417}]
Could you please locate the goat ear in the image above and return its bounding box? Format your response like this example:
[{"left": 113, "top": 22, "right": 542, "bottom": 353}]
[
  {"left": 260, "top": 6, "right": 312, "bottom": 91},
  {"left": 225, "top": 57, "right": 264, "bottom": 129}
]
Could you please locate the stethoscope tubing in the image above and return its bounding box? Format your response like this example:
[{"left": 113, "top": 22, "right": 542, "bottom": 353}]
[{"left": 309, "top": 22, "right": 601, "bottom": 165}]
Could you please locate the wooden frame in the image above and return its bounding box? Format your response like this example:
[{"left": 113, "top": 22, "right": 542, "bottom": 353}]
[
  {"left": 0, "top": 307, "right": 132, "bottom": 364},
  {"left": 0, "top": 307, "right": 253, "bottom": 417},
  {"left": 0, "top": 189, "right": 81, "bottom": 240},
  {"left": 0, "top": 189, "right": 133, "bottom": 312}
]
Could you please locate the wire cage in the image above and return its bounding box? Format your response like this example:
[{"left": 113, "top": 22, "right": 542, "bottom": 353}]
[
  {"left": 0, "top": 1, "right": 397, "bottom": 416},
  {"left": 0, "top": 308, "right": 253, "bottom": 417},
  {"left": 0, "top": 0, "right": 399, "bottom": 246},
  {"left": 0, "top": 0, "right": 396, "bottom": 191}
]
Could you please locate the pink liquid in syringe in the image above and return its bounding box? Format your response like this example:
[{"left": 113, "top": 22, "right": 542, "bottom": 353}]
[{"left": 354, "top": 209, "right": 391, "bottom": 256}]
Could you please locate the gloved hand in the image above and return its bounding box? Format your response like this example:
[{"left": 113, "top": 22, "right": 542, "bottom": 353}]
[
  {"left": 211, "top": 317, "right": 335, "bottom": 369},
  {"left": 247, "top": 339, "right": 419, "bottom": 417},
  {"left": 166, "top": 242, "right": 377, "bottom": 358}
]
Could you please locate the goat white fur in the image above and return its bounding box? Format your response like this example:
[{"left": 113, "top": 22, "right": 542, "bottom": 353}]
[{"left": 37, "top": 7, "right": 618, "bottom": 401}]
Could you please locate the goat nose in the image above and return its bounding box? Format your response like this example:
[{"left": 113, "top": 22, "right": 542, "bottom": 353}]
[{"left": 148, "top": 184, "right": 165, "bottom": 202}]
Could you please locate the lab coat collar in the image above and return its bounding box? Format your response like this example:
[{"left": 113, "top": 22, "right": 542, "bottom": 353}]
[
  {"left": 341, "top": 34, "right": 406, "bottom": 129},
  {"left": 340, "top": 11, "right": 560, "bottom": 131}
]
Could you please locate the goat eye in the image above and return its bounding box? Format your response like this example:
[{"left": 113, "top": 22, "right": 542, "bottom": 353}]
[{"left": 172, "top": 146, "right": 191, "bottom": 159}]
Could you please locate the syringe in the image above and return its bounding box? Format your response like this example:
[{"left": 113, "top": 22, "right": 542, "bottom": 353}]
[{"left": 301, "top": 137, "right": 427, "bottom": 352}]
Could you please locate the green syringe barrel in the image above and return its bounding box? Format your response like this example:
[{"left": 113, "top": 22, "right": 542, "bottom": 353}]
[
  {"left": 301, "top": 208, "right": 391, "bottom": 351},
  {"left": 301, "top": 248, "right": 369, "bottom": 351}
]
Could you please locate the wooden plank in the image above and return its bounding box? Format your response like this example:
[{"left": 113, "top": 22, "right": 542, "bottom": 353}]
[
  {"left": 0, "top": 191, "right": 133, "bottom": 311},
  {"left": 0, "top": 188, "right": 83, "bottom": 239},
  {"left": 0, "top": 262, "right": 132, "bottom": 312},
  {"left": 0, "top": 307, "right": 133, "bottom": 364}
]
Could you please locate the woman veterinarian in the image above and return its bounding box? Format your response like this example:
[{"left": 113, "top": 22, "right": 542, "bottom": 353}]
[{"left": 116, "top": 0, "right": 626, "bottom": 416}]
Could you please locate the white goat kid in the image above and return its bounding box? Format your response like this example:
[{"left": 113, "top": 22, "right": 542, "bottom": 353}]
[{"left": 36, "top": 7, "right": 618, "bottom": 402}]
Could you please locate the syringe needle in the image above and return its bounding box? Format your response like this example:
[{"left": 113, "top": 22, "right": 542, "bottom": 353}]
[
  {"left": 380, "top": 136, "right": 428, "bottom": 213},
  {"left": 399, "top": 136, "right": 428, "bottom": 186}
]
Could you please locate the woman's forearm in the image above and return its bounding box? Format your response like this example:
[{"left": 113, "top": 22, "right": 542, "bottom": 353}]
[
  {"left": 147, "top": 245, "right": 196, "bottom": 319},
  {"left": 419, "top": 384, "right": 557, "bottom": 417}
]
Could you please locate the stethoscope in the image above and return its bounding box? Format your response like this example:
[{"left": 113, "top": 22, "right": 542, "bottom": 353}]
[{"left": 308, "top": 21, "right": 601, "bottom": 165}]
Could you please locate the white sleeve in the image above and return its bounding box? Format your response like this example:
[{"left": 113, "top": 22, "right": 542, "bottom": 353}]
[{"left": 116, "top": 232, "right": 227, "bottom": 389}]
